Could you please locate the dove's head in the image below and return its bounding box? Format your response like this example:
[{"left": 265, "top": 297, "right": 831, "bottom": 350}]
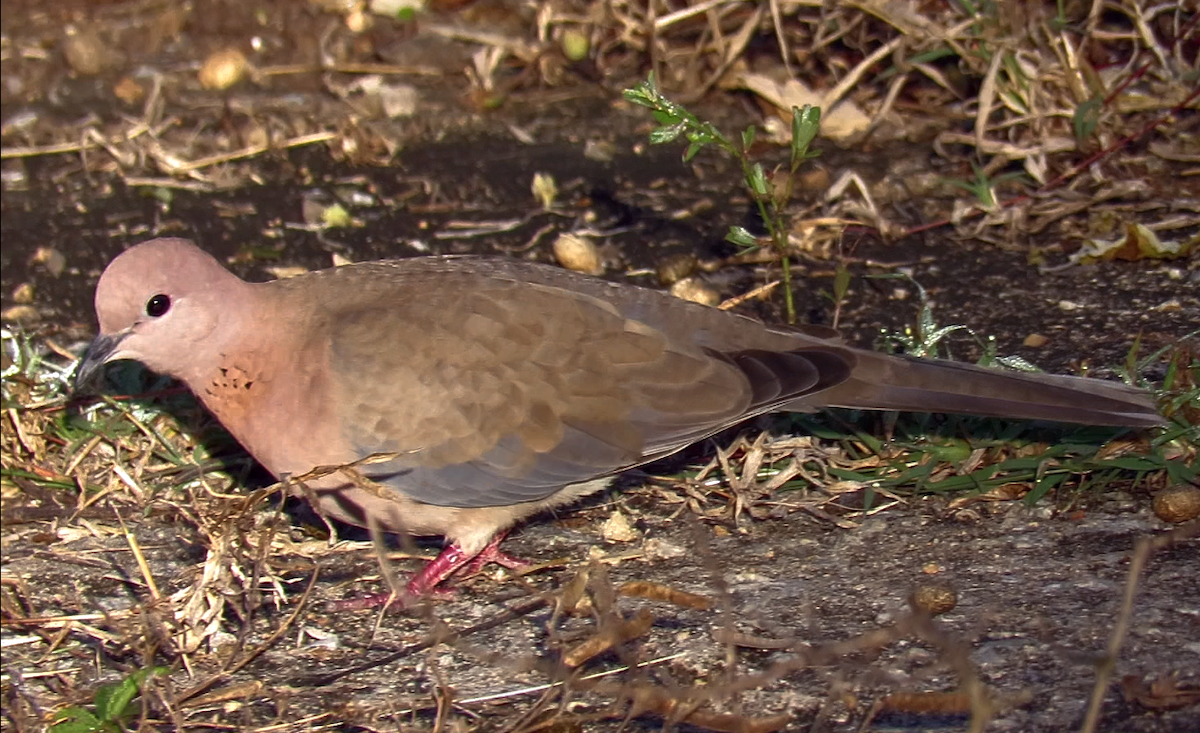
[{"left": 75, "top": 238, "right": 249, "bottom": 389}]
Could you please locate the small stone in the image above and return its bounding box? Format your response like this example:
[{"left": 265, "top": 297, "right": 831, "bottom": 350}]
[
  {"left": 601, "top": 511, "right": 639, "bottom": 542},
  {"left": 561, "top": 28, "right": 589, "bottom": 61},
  {"left": 63, "top": 27, "right": 118, "bottom": 75},
  {"left": 378, "top": 83, "right": 418, "bottom": 118},
  {"left": 669, "top": 277, "right": 720, "bottom": 306},
  {"left": 31, "top": 247, "right": 66, "bottom": 277},
  {"left": 553, "top": 233, "right": 604, "bottom": 276},
  {"left": 655, "top": 253, "right": 697, "bottom": 286},
  {"left": 796, "top": 166, "right": 831, "bottom": 192},
  {"left": 1023, "top": 333, "right": 1049, "bottom": 348},
  {"left": 199, "top": 48, "right": 249, "bottom": 91},
  {"left": 1152, "top": 486, "right": 1200, "bottom": 524},
  {"left": 321, "top": 202, "right": 353, "bottom": 228},
  {"left": 346, "top": 7, "right": 372, "bottom": 32},
  {"left": 531, "top": 172, "right": 558, "bottom": 210},
  {"left": 582, "top": 140, "right": 616, "bottom": 163},
  {"left": 12, "top": 283, "right": 34, "bottom": 304},
  {"left": 909, "top": 582, "right": 958, "bottom": 616},
  {"left": 113, "top": 77, "right": 146, "bottom": 105},
  {"left": 1, "top": 305, "right": 39, "bottom": 322},
  {"left": 643, "top": 538, "right": 687, "bottom": 559}
]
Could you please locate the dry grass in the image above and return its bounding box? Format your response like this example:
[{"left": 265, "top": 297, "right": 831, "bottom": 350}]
[
  {"left": 3, "top": 324, "right": 1197, "bottom": 730},
  {"left": 3, "top": 1, "right": 1199, "bottom": 731},
  {"left": 1, "top": 0, "right": 1195, "bottom": 254}
]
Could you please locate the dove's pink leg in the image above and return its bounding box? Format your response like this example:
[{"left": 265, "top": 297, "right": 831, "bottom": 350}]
[
  {"left": 457, "top": 533, "right": 530, "bottom": 577},
  {"left": 407, "top": 532, "right": 528, "bottom": 595},
  {"left": 331, "top": 532, "right": 528, "bottom": 611}
]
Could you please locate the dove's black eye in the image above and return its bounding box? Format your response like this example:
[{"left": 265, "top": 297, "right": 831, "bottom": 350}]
[{"left": 145, "top": 294, "right": 171, "bottom": 317}]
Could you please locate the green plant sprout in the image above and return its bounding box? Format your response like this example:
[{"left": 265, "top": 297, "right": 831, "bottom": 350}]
[
  {"left": 50, "top": 666, "right": 168, "bottom": 733},
  {"left": 1073, "top": 94, "right": 1103, "bottom": 144},
  {"left": 941, "top": 159, "right": 1029, "bottom": 210},
  {"left": 870, "top": 273, "right": 1039, "bottom": 373},
  {"left": 623, "top": 74, "right": 821, "bottom": 323}
]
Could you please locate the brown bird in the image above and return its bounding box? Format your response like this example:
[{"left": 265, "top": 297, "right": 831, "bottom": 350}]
[{"left": 76, "top": 238, "right": 1161, "bottom": 599}]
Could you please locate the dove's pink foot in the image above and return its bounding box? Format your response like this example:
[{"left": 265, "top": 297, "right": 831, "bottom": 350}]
[
  {"left": 332, "top": 532, "right": 528, "bottom": 611},
  {"left": 407, "top": 532, "right": 528, "bottom": 594},
  {"left": 457, "top": 534, "right": 530, "bottom": 577}
]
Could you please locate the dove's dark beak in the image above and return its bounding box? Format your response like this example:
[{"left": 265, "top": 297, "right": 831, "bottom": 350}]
[{"left": 74, "top": 332, "right": 126, "bottom": 392}]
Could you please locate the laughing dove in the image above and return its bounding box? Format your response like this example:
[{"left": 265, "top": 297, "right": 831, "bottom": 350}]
[{"left": 77, "top": 238, "right": 1161, "bottom": 598}]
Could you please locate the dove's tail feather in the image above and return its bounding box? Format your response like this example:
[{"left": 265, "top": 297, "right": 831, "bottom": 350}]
[{"left": 802, "top": 352, "right": 1163, "bottom": 428}]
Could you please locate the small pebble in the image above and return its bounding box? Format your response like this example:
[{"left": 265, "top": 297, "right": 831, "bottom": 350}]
[
  {"left": 643, "top": 538, "right": 687, "bottom": 559},
  {"left": 63, "top": 27, "right": 118, "bottom": 75},
  {"left": 582, "top": 139, "right": 616, "bottom": 163},
  {"left": 113, "top": 77, "right": 146, "bottom": 105},
  {"left": 601, "top": 511, "right": 638, "bottom": 542},
  {"left": 561, "top": 28, "right": 589, "bottom": 61},
  {"left": 12, "top": 283, "right": 34, "bottom": 304},
  {"left": 377, "top": 83, "right": 418, "bottom": 118},
  {"left": 909, "top": 582, "right": 958, "bottom": 616},
  {"left": 199, "top": 48, "right": 249, "bottom": 91},
  {"left": 796, "top": 166, "right": 831, "bottom": 192},
  {"left": 346, "top": 7, "right": 372, "bottom": 32},
  {"left": 32, "top": 247, "right": 66, "bottom": 277},
  {"left": 1153, "top": 486, "right": 1200, "bottom": 524},
  {"left": 1, "top": 305, "right": 39, "bottom": 322},
  {"left": 669, "top": 277, "right": 720, "bottom": 306},
  {"left": 553, "top": 233, "right": 603, "bottom": 275},
  {"left": 655, "top": 253, "right": 697, "bottom": 286},
  {"left": 531, "top": 172, "right": 557, "bottom": 210}
]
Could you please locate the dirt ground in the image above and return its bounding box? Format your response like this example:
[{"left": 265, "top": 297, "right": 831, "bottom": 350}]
[{"left": 2, "top": 1, "right": 1199, "bottom": 732}]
